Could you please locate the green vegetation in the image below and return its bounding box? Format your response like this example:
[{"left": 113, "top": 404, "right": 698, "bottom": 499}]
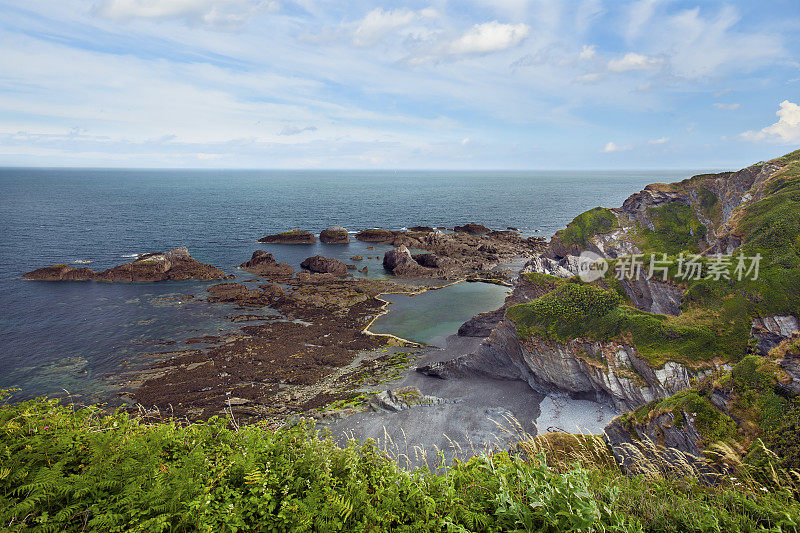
[
  {"left": 557, "top": 207, "right": 618, "bottom": 247},
  {"left": 637, "top": 203, "right": 708, "bottom": 254},
  {"left": 507, "top": 282, "right": 730, "bottom": 367},
  {"left": 2, "top": 397, "right": 800, "bottom": 532}
]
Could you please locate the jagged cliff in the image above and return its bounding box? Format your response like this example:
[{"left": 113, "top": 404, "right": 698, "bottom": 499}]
[{"left": 421, "top": 149, "right": 800, "bottom": 467}]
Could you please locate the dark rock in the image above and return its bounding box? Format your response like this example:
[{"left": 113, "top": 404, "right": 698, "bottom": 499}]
[
  {"left": 207, "top": 283, "right": 259, "bottom": 302},
  {"left": 411, "top": 253, "right": 442, "bottom": 268},
  {"left": 320, "top": 226, "right": 350, "bottom": 244},
  {"left": 408, "top": 226, "right": 434, "bottom": 232},
  {"left": 458, "top": 308, "right": 505, "bottom": 337},
  {"left": 259, "top": 283, "right": 284, "bottom": 298},
  {"left": 454, "top": 222, "right": 491, "bottom": 234},
  {"left": 239, "top": 250, "right": 295, "bottom": 281},
  {"left": 24, "top": 247, "right": 226, "bottom": 282},
  {"left": 355, "top": 228, "right": 395, "bottom": 243},
  {"left": 22, "top": 264, "right": 94, "bottom": 281},
  {"left": 359, "top": 266, "right": 368, "bottom": 274},
  {"left": 300, "top": 255, "right": 348, "bottom": 276},
  {"left": 258, "top": 229, "right": 316, "bottom": 244},
  {"left": 350, "top": 255, "right": 363, "bottom": 261}
]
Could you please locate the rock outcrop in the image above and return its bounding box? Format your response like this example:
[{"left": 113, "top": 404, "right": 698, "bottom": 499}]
[
  {"left": 258, "top": 229, "right": 316, "bottom": 244},
  {"left": 23, "top": 247, "right": 226, "bottom": 282},
  {"left": 320, "top": 226, "right": 350, "bottom": 244},
  {"left": 420, "top": 317, "right": 711, "bottom": 412},
  {"left": 751, "top": 315, "right": 800, "bottom": 355},
  {"left": 454, "top": 222, "right": 491, "bottom": 234},
  {"left": 300, "top": 255, "right": 348, "bottom": 276},
  {"left": 239, "top": 250, "right": 295, "bottom": 281},
  {"left": 355, "top": 228, "right": 395, "bottom": 243}
]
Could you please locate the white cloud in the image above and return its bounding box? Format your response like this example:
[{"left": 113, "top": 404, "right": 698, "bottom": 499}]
[
  {"left": 648, "top": 137, "right": 669, "bottom": 144},
  {"left": 602, "top": 141, "right": 631, "bottom": 153},
  {"left": 660, "top": 6, "right": 782, "bottom": 79},
  {"left": 713, "top": 102, "right": 740, "bottom": 110},
  {"left": 447, "top": 21, "right": 530, "bottom": 56},
  {"left": 626, "top": 0, "right": 659, "bottom": 42},
  {"left": 352, "top": 7, "right": 436, "bottom": 47},
  {"left": 278, "top": 125, "right": 317, "bottom": 136},
  {"left": 740, "top": 100, "right": 800, "bottom": 143},
  {"left": 607, "top": 52, "right": 661, "bottom": 72},
  {"left": 579, "top": 44, "right": 595, "bottom": 60},
  {"left": 575, "top": 72, "right": 604, "bottom": 84},
  {"left": 94, "top": 0, "right": 275, "bottom": 28}
]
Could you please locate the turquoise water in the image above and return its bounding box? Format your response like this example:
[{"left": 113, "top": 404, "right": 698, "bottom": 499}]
[
  {"left": 369, "top": 282, "right": 511, "bottom": 347},
  {"left": 0, "top": 168, "right": 687, "bottom": 401}
]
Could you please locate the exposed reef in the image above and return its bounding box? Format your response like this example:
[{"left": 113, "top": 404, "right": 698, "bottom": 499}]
[
  {"left": 22, "top": 247, "right": 227, "bottom": 282},
  {"left": 258, "top": 229, "right": 316, "bottom": 244}
]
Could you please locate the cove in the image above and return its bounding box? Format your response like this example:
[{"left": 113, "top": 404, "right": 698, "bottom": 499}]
[{"left": 369, "top": 281, "right": 510, "bottom": 347}]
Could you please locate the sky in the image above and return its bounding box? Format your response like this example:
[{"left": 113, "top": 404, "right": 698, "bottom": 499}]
[{"left": 0, "top": 0, "right": 799, "bottom": 170}]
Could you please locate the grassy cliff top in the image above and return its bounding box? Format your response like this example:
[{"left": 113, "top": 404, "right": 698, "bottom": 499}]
[{"left": 1, "top": 396, "right": 798, "bottom": 532}]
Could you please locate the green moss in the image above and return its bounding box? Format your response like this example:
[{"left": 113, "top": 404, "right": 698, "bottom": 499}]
[
  {"left": 507, "top": 283, "right": 732, "bottom": 367},
  {"left": 631, "top": 390, "right": 737, "bottom": 444},
  {"left": 637, "top": 202, "right": 708, "bottom": 254},
  {"left": 521, "top": 272, "right": 565, "bottom": 289},
  {"left": 557, "top": 207, "right": 618, "bottom": 247}
]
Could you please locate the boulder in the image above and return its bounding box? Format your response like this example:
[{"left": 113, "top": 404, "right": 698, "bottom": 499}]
[
  {"left": 350, "top": 255, "right": 363, "bottom": 261},
  {"left": 300, "top": 255, "right": 348, "bottom": 276},
  {"left": 383, "top": 245, "right": 434, "bottom": 276},
  {"left": 454, "top": 222, "right": 491, "bottom": 234},
  {"left": 408, "top": 226, "right": 434, "bottom": 232},
  {"left": 239, "top": 250, "right": 295, "bottom": 281},
  {"left": 383, "top": 245, "right": 415, "bottom": 271},
  {"left": 355, "top": 228, "right": 395, "bottom": 243},
  {"left": 320, "top": 226, "right": 350, "bottom": 244},
  {"left": 258, "top": 229, "right": 316, "bottom": 244}
]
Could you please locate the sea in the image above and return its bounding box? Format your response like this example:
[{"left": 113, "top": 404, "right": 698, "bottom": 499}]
[{"left": 0, "top": 168, "right": 699, "bottom": 404}]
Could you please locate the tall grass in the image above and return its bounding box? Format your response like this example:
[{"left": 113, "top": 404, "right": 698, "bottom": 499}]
[{"left": 2, "top": 396, "right": 799, "bottom": 532}]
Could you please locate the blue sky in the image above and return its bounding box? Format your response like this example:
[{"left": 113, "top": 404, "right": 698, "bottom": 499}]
[{"left": 1, "top": 0, "right": 799, "bottom": 169}]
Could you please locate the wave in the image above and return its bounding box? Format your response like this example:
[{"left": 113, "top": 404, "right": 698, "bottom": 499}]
[
  {"left": 121, "top": 253, "right": 141, "bottom": 258},
  {"left": 73, "top": 259, "right": 92, "bottom": 264}
]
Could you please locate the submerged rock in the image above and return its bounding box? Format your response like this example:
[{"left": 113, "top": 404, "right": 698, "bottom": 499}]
[
  {"left": 320, "top": 226, "right": 350, "bottom": 244},
  {"left": 258, "top": 229, "right": 316, "bottom": 244}
]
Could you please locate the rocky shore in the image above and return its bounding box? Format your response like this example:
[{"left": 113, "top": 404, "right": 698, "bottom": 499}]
[{"left": 99, "top": 222, "right": 541, "bottom": 424}]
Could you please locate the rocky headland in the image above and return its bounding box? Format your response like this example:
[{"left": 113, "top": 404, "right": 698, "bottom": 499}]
[
  {"left": 22, "top": 247, "right": 227, "bottom": 282},
  {"left": 405, "top": 149, "right": 800, "bottom": 472}
]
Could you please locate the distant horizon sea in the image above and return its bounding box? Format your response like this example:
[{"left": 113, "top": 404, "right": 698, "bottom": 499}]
[{"left": 0, "top": 167, "right": 705, "bottom": 403}]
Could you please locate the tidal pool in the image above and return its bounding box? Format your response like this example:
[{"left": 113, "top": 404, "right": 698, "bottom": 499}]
[{"left": 369, "top": 281, "right": 511, "bottom": 347}]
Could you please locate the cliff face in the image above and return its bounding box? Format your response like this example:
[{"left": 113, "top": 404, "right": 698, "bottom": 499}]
[
  {"left": 421, "top": 317, "right": 715, "bottom": 412},
  {"left": 424, "top": 149, "right": 800, "bottom": 467}
]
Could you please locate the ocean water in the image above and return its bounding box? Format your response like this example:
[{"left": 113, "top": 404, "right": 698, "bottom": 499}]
[{"left": 0, "top": 168, "right": 689, "bottom": 402}]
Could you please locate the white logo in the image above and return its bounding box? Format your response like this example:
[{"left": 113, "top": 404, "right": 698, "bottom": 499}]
[{"left": 577, "top": 251, "right": 608, "bottom": 282}]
